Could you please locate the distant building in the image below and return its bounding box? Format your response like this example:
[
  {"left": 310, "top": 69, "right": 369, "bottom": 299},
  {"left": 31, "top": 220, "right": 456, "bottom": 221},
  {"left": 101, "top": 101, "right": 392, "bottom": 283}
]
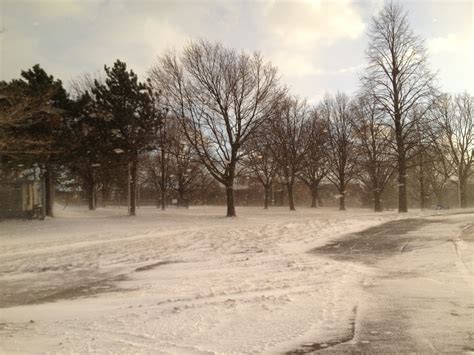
[{"left": 0, "top": 155, "right": 45, "bottom": 219}]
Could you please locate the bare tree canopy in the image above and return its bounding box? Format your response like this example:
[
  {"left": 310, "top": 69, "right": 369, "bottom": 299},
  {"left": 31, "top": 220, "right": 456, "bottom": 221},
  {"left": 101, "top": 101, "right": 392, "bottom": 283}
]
[
  {"left": 68, "top": 72, "right": 103, "bottom": 100},
  {"left": 364, "top": 1, "right": 436, "bottom": 212},
  {"left": 267, "top": 96, "right": 313, "bottom": 211},
  {"left": 352, "top": 92, "right": 395, "bottom": 211},
  {"left": 150, "top": 40, "right": 283, "bottom": 216},
  {"left": 430, "top": 93, "right": 473, "bottom": 207},
  {"left": 299, "top": 111, "right": 329, "bottom": 208},
  {"left": 320, "top": 93, "right": 358, "bottom": 211},
  {"left": 242, "top": 132, "right": 278, "bottom": 209},
  {"left": 143, "top": 118, "right": 201, "bottom": 209}
]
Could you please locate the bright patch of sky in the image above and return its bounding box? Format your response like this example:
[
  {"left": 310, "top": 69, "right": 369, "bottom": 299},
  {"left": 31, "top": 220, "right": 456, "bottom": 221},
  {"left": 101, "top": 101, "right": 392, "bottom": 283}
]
[{"left": 1, "top": 0, "right": 472, "bottom": 101}]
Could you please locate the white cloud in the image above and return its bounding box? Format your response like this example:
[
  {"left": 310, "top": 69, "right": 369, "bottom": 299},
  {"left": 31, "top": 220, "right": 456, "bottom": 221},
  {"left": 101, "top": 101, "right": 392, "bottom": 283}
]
[
  {"left": 427, "top": 33, "right": 473, "bottom": 94},
  {"left": 332, "top": 64, "right": 365, "bottom": 74},
  {"left": 141, "top": 19, "right": 188, "bottom": 57},
  {"left": 428, "top": 34, "right": 471, "bottom": 54},
  {"left": 2, "top": 0, "right": 470, "bottom": 99},
  {"left": 36, "top": 0, "right": 86, "bottom": 18},
  {"left": 263, "top": 0, "right": 365, "bottom": 47},
  {"left": 269, "top": 51, "right": 323, "bottom": 78}
]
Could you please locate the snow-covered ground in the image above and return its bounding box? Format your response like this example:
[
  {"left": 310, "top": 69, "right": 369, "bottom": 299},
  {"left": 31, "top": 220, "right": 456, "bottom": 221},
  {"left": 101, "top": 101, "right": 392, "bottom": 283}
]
[{"left": 0, "top": 206, "right": 469, "bottom": 353}]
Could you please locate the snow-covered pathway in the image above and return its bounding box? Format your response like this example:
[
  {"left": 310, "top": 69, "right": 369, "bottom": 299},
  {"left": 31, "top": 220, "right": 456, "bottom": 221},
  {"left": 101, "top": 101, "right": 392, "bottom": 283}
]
[{"left": 0, "top": 206, "right": 448, "bottom": 353}]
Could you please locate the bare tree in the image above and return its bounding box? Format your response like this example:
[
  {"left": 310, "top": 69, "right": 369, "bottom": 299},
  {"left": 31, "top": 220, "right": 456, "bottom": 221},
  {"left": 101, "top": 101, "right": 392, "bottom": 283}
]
[
  {"left": 352, "top": 93, "right": 395, "bottom": 212},
  {"left": 166, "top": 119, "right": 202, "bottom": 206},
  {"left": 194, "top": 169, "right": 219, "bottom": 205},
  {"left": 424, "top": 152, "right": 453, "bottom": 207},
  {"left": 364, "top": 1, "right": 436, "bottom": 212},
  {"left": 299, "top": 112, "right": 329, "bottom": 208},
  {"left": 158, "top": 116, "right": 171, "bottom": 210},
  {"left": 430, "top": 93, "right": 473, "bottom": 208},
  {"left": 407, "top": 144, "right": 435, "bottom": 210},
  {"left": 405, "top": 117, "right": 438, "bottom": 209},
  {"left": 68, "top": 72, "right": 103, "bottom": 100},
  {"left": 143, "top": 151, "right": 172, "bottom": 209},
  {"left": 266, "top": 97, "right": 312, "bottom": 211},
  {"left": 320, "top": 93, "right": 357, "bottom": 211},
  {"left": 242, "top": 134, "right": 277, "bottom": 209},
  {"left": 150, "top": 41, "right": 282, "bottom": 217}
]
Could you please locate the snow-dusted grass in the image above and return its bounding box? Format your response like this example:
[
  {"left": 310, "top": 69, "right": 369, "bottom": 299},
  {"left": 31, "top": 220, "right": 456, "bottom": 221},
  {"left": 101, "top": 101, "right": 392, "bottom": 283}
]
[{"left": 0, "top": 205, "right": 459, "bottom": 353}]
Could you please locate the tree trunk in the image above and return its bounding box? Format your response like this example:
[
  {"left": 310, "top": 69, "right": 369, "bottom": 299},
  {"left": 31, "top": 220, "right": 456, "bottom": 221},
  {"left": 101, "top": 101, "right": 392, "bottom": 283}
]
[
  {"left": 394, "top": 121, "right": 408, "bottom": 213},
  {"left": 101, "top": 185, "right": 109, "bottom": 207},
  {"left": 310, "top": 187, "right": 319, "bottom": 208},
  {"left": 263, "top": 185, "right": 270, "bottom": 209},
  {"left": 161, "top": 188, "right": 166, "bottom": 210},
  {"left": 392, "top": 57, "right": 408, "bottom": 213},
  {"left": 129, "top": 159, "right": 137, "bottom": 216},
  {"left": 339, "top": 193, "right": 346, "bottom": 211},
  {"left": 226, "top": 185, "right": 236, "bottom": 217},
  {"left": 177, "top": 186, "right": 186, "bottom": 207},
  {"left": 178, "top": 186, "right": 185, "bottom": 201},
  {"left": 394, "top": 104, "right": 408, "bottom": 212},
  {"left": 287, "top": 183, "right": 295, "bottom": 211},
  {"left": 338, "top": 181, "right": 346, "bottom": 211},
  {"left": 160, "top": 137, "right": 167, "bottom": 210},
  {"left": 398, "top": 157, "right": 408, "bottom": 212},
  {"left": 87, "top": 182, "right": 95, "bottom": 210},
  {"left": 225, "top": 160, "right": 237, "bottom": 217},
  {"left": 460, "top": 176, "right": 467, "bottom": 208},
  {"left": 419, "top": 177, "right": 426, "bottom": 210},
  {"left": 373, "top": 190, "right": 382, "bottom": 212},
  {"left": 44, "top": 163, "right": 54, "bottom": 217},
  {"left": 271, "top": 184, "right": 275, "bottom": 206},
  {"left": 86, "top": 167, "right": 95, "bottom": 211},
  {"left": 201, "top": 186, "right": 206, "bottom": 206},
  {"left": 419, "top": 153, "right": 426, "bottom": 210},
  {"left": 181, "top": 189, "right": 190, "bottom": 208},
  {"left": 434, "top": 190, "right": 443, "bottom": 206}
]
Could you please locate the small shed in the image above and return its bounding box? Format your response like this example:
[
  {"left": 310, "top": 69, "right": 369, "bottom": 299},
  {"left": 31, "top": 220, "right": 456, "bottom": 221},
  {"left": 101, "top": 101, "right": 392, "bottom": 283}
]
[{"left": 0, "top": 159, "right": 45, "bottom": 219}]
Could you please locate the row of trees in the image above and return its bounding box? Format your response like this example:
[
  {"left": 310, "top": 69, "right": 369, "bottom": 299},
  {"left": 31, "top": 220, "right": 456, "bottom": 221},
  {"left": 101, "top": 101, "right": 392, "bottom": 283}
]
[{"left": 1, "top": 2, "right": 472, "bottom": 217}]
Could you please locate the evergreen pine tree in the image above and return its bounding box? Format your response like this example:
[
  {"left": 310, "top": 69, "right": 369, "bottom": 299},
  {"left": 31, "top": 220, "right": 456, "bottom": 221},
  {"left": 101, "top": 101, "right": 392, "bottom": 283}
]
[{"left": 90, "top": 60, "right": 163, "bottom": 215}]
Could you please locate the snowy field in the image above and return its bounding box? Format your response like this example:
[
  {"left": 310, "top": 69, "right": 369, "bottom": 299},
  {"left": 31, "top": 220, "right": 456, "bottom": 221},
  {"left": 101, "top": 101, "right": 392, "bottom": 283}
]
[{"left": 0, "top": 206, "right": 471, "bottom": 353}]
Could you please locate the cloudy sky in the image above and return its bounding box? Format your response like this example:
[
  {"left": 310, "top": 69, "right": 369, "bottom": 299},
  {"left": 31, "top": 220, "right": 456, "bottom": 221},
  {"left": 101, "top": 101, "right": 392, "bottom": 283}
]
[{"left": 1, "top": 0, "right": 472, "bottom": 101}]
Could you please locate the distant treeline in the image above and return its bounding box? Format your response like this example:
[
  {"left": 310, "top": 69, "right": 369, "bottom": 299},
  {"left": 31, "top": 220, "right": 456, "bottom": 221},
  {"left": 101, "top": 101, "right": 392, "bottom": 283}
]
[{"left": 0, "top": 2, "right": 472, "bottom": 217}]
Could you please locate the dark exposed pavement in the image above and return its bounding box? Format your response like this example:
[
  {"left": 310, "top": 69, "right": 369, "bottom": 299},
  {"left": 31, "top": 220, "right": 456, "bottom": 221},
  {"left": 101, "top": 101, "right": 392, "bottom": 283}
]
[{"left": 291, "top": 211, "right": 474, "bottom": 354}]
